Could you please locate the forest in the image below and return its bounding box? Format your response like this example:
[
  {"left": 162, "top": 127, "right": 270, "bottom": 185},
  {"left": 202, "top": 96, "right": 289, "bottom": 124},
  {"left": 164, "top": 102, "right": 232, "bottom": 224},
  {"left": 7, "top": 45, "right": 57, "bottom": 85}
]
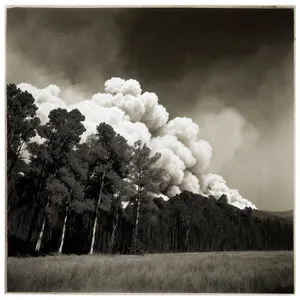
[{"left": 7, "top": 83, "right": 294, "bottom": 256}]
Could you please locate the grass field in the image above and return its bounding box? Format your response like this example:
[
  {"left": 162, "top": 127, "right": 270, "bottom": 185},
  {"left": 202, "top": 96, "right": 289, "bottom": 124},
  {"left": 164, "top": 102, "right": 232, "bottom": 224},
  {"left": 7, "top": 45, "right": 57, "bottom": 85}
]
[{"left": 7, "top": 251, "right": 294, "bottom": 293}]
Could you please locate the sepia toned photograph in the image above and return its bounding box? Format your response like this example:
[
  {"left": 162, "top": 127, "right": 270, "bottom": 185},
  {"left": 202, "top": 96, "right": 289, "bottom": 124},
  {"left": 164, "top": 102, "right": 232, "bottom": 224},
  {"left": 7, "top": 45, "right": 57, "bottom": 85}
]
[{"left": 6, "top": 5, "right": 294, "bottom": 294}]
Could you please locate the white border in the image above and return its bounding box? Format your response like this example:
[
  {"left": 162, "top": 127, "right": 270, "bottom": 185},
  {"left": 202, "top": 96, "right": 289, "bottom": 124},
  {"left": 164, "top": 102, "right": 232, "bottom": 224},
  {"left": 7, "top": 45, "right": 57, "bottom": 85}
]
[
  {"left": 1, "top": 1, "right": 298, "bottom": 7},
  {"left": 1, "top": 1, "right": 298, "bottom": 299}
]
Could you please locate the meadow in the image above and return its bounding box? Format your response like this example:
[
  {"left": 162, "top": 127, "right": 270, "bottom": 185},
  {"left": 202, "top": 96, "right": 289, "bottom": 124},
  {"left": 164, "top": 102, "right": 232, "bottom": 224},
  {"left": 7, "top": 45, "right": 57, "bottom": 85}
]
[{"left": 7, "top": 251, "right": 294, "bottom": 293}]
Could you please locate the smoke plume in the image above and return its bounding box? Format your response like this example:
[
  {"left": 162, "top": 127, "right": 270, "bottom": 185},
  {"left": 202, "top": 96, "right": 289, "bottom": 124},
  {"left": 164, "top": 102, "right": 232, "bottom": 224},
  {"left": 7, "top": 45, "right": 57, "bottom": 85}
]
[{"left": 18, "top": 77, "right": 257, "bottom": 209}]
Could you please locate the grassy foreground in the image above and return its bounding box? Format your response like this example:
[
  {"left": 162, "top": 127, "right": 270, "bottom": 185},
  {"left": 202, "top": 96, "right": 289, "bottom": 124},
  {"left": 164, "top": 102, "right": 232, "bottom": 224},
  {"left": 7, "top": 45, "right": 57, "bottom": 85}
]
[{"left": 7, "top": 251, "right": 294, "bottom": 293}]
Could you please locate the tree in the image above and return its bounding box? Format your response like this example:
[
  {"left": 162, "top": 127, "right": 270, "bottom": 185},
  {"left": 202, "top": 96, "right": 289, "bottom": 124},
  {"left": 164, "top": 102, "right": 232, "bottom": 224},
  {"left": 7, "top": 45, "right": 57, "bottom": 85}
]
[
  {"left": 27, "top": 108, "right": 86, "bottom": 251},
  {"left": 127, "top": 140, "right": 164, "bottom": 254},
  {"left": 6, "top": 84, "right": 40, "bottom": 209},
  {"left": 55, "top": 148, "right": 89, "bottom": 253},
  {"left": 107, "top": 179, "right": 136, "bottom": 254},
  {"left": 84, "top": 123, "right": 132, "bottom": 254}
]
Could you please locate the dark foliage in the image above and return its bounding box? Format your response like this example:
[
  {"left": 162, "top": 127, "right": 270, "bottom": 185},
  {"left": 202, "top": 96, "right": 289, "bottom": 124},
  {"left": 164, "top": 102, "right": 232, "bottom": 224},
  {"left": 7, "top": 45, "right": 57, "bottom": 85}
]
[{"left": 8, "top": 190, "right": 293, "bottom": 256}]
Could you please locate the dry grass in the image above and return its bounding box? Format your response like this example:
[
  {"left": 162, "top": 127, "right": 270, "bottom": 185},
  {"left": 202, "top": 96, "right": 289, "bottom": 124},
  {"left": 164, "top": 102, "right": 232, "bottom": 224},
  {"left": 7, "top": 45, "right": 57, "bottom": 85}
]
[{"left": 6, "top": 251, "right": 294, "bottom": 293}]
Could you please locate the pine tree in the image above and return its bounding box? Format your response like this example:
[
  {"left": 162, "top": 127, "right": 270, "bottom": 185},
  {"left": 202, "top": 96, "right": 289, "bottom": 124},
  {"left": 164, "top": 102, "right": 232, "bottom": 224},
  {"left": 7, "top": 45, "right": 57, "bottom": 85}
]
[
  {"left": 7, "top": 84, "right": 40, "bottom": 210},
  {"left": 55, "top": 148, "right": 89, "bottom": 253},
  {"left": 84, "top": 123, "right": 132, "bottom": 254},
  {"left": 26, "top": 108, "right": 85, "bottom": 251},
  {"left": 128, "top": 140, "right": 164, "bottom": 254},
  {"left": 107, "top": 179, "right": 136, "bottom": 254}
]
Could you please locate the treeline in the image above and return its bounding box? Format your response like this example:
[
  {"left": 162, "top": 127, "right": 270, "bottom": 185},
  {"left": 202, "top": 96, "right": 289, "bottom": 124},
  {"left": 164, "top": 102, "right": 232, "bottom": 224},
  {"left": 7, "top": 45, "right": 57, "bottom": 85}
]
[{"left": 7, "top": 84, "right": 293, "bottom": 256}]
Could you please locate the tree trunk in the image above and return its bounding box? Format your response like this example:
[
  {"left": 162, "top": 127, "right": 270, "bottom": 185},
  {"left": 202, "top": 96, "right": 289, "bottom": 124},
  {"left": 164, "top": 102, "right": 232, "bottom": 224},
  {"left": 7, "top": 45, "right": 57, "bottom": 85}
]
[
  {"left": 26, "top": 161, "right": 47, "bottom": 249},
  {"left": 7, "top": 183, "right": 18, "bottom": 211},
  {"left": 177, "top": 214, "right": 181, "bottom": 252},
  {"left": 120, "top": 220, "right": 126, "bottom": 254},
  {"left": 35, "top": 200, "right": 50, "bottom": 252},
  {"left": 35, "top": 214, "right": 46, "bottom": 252},
  {"left": 132, "top": 190, "right": 141, "bottom": 254},
  {"left": 25, "top": 127, "right": 62, "bottom": 251},
  {"left": 89, "top": 215, "right": 98, "bottom": 255},
  {"left": 146, "top": 224, "right": 152, "bottom": 252},
  {"left": 58, "top": 205, "right": 69, "bottom": 254},
  {"left": 25, "top": 204, "right": 39, "bottom": 249},
  {"left": 89, "top": 170, "right": 106, "bottom": 255},
  {"left": 185, "top": 215, "right": 190, "bottom": 251},
  {"left": 108, "top": 212, "right": 119, "bottom": 254}
]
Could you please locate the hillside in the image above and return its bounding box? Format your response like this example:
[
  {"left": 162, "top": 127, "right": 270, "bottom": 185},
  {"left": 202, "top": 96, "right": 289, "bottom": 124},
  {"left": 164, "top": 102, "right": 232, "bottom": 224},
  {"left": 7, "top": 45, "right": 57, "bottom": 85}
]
[
  {"left": 253, "top": 210, "right": 293, "bottom": 223},
  {"left": 265, "top": 210, "right": 294, "bottom": 221}
]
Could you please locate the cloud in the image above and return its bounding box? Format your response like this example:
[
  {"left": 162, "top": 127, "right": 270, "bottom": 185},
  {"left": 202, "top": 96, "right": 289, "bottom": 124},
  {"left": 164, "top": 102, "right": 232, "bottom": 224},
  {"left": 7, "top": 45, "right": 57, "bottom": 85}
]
[{"left": 18, "top": 77, "right": 257, "bottom": 209}]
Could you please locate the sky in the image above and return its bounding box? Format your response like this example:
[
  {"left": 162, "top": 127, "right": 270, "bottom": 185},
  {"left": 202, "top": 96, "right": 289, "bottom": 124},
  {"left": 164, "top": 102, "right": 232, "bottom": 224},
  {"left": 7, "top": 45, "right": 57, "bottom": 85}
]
[{"left": 6, "top": 7, "right": 294, "bottom": 211}]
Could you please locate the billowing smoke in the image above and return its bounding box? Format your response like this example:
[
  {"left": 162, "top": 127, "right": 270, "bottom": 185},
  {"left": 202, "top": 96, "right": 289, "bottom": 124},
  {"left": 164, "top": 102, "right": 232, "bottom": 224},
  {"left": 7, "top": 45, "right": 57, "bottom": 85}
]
[
  {"left": 204, "top": 173, "right": 257, "bottom": 209},
  {"left": 18, "top": 77, "right": 257, "bottom": 209}
]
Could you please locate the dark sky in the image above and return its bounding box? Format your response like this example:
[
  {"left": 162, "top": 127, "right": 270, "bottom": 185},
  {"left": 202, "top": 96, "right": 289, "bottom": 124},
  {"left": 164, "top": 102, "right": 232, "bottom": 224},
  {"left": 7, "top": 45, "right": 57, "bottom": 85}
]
[{"left": 6, "top": 7, "right": 294, "bottom": 211}]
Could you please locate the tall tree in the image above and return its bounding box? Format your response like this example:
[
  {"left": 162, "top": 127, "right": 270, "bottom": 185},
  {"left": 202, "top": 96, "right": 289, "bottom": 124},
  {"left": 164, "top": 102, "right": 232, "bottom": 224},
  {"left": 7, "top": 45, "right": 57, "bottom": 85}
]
[
  {"left": 55, "top": 148, "right": 88, "bottom": 253},
  {"left": 128, "top": 140, "right": 164, "bottom": 254},
  {"left": 107, "top": 179, "right": 136, "bottom": 254},
  {"left": 84, "top": 123, "right": 132, "bottom": 255},
  {"left": 6, "top": 84, "right": 40, "bottom": 209},
  {"left": 27, "top": 108, "right": 86, "bottom": 251}
]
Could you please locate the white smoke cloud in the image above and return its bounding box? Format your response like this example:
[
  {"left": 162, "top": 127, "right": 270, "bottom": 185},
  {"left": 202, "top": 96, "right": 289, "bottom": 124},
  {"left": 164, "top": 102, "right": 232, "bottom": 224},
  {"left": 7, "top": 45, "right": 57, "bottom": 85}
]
[
  {"left": 139, "top": 92, "right": 169, "bottom": 131},
  {"left": 104, "top": 77, "right": 126, "bottom": 95},
  {"left": 18, "top": 83, "right": 67, "bottom": 124},
  {"left": 120, "top": 79, "right": 142, "bottom": 96},
  {"left": 166, "top": 185, "right": 181, "bottom": 198},
  {"left": 179, "top": 171, "right": 201, "bottom": 194},
  {"left": 204, "top": 173, "right": 257, "bottom": 209},
  {"left": 160, "top": 117, "right": 199, "bottom": 143},
  {"left": 150, "top": 135, "right": 196, "bottom": 168},
  {"left": 188, "top": 140, "right": 213, "bottom": 176},
  {"left": 154, "top": 148, "right": 185, "bottom": 186},
  {"left": 148, "top": 192, "right": 169, "bottom": 202},
  {"left": 17, "top": 77, "right": 257, "bottom": 209}
]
